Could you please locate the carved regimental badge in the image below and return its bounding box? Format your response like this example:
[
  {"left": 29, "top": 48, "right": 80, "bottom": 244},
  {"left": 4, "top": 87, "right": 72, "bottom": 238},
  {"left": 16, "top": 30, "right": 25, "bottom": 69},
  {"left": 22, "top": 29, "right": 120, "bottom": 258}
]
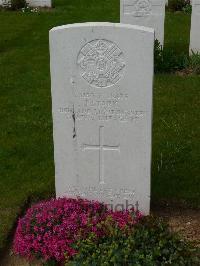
[
  {"left": 131, "top": 0, "right": 152, "bottom": 17},
  {"left": 77, "top": 39, "right": 125, "bottom": 88}
]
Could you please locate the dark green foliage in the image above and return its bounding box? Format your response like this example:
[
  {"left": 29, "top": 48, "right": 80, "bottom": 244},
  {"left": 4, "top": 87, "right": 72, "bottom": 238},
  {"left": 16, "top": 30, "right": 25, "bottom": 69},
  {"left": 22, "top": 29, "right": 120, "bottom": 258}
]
[
  {"left": 154, "top": 40, "right": 189, "bottom": 73},
  {"left": 43, "top": 260, "right": 58, "bottom": 266},
  {"left": 67, "top": 216, "right": 200, "bottom": 266},
  {"left": 154, "top": 40, "right": 163, "bottom": 72},
  {"left": 10, "top": 0, "right": 26, "bottom": 10},
  {"left": 168, "top": 0, "right": 189, "bottom": 12},
  {"left": 155, "top": 40, "right": 200, "bottom": 74},
  {"left": 189, "top": 51, "right": 200, "bottom": 74},
  {"left": 182, "top": 4, "right": 192, "bottom": 14}
]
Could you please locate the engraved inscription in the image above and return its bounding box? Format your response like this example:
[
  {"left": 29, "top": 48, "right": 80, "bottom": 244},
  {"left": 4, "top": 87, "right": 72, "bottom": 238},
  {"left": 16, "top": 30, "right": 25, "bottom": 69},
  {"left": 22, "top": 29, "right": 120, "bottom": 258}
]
[
  {"left": 124, "top": 0, "right": 152, "bottom": 17},
  {"left": 77, "top": 39, "right": 125, "bottom": 88},
  {"left": 82, "top": 126, "right": 120, "bottom": 185},
  {"left": 59, "top": 106, "right": 145, "bottom": 122},
  {"left": 59, "top": 90, "right": 146, "bottom": 122},
  {"left": 65, "top": 186, "right": 135, "bottom": 200}
]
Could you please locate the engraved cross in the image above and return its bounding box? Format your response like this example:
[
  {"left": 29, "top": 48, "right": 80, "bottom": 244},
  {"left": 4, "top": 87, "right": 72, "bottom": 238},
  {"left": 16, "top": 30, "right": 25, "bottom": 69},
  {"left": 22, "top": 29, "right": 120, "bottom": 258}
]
[{"left": 82, "top": 126, "right": 120, "bottom": 185}]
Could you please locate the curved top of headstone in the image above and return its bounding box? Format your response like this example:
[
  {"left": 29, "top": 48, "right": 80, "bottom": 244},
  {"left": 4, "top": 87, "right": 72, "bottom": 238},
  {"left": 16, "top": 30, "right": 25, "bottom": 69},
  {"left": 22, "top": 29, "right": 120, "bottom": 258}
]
[{"left": 49, "top": 22, "right": 154, "bottom": 34}]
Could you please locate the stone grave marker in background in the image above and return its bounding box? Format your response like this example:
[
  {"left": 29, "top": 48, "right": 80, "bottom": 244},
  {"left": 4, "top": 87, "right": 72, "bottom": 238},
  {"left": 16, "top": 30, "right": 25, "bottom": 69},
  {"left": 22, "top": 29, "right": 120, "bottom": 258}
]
[
  {"left": 120, "top": 0, "right": 165, "bottom": 45},
  {"left": 26, "top": 0, "right": 51, "bottom": 7},
  {"left": 0, "top": 0, "right": 51, "bottom": 7},
  {"left": 50, "top": 22, "right": 154, "bottom": 214},
  {"left": 0, "top": 0, "right": 12, "bottom": 7},
  {"left": 190, "top": 0, "right": 200, "bottom": 53}
]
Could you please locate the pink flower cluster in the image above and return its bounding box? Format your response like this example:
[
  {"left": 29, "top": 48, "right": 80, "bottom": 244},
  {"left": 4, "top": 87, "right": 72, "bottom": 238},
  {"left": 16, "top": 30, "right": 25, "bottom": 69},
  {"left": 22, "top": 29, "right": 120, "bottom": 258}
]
[{"left": 13, "top": 197, "right": 142, "bottom": 262}]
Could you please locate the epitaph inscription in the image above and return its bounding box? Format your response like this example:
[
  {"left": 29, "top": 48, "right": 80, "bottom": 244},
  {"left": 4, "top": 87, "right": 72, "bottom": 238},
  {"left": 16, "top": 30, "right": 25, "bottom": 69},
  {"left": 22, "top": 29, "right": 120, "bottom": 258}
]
[
  {"left": 65, "top": 186, "right": 135, "bottom": 200},
  {"left": 78, "top": 39, "right": 126, "bottom": 88}
]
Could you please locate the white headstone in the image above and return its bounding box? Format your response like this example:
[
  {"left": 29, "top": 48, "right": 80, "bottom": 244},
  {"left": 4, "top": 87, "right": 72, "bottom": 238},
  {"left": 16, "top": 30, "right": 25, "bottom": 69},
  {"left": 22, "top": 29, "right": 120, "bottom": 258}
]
[
  {"left": 120, "top": 0, "right": 165, "bottom": 45},
  {"left": 26, "top": 0, "right": 51, "bottom": 7},
  {"left": 0, "top": 0, "right": 51, "bottom": 7},
  {"left": 0, "top": 0, "right": 10, "bottom": 7},
  {"left": 190, "top": 0, "right": 200, "bottom": 53},
  {"left": 50, "top": 22, "right": 154, "bottom": 215}
]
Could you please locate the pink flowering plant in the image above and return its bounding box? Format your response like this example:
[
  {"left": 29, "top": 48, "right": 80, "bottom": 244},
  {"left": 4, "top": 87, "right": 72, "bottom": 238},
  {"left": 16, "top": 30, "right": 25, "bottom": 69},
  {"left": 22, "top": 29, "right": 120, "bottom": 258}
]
[{"left": 13, "top": 197, "right": 142, "bottom": 263}]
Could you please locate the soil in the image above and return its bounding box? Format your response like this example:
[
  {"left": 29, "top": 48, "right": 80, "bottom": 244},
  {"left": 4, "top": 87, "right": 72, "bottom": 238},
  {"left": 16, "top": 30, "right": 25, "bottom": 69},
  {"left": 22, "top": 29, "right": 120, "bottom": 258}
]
[
  {"left": 152, "top": 207, "right": 200, "bottom": 248},
  {"left": 0, "top": 253, "right": 42, "bottom": 266},
  {"left": 175, "top": 68, "right": 194, "bottom": 76},
  {"left": 152, "top": 206, "right": 200, "bottom": 248}
]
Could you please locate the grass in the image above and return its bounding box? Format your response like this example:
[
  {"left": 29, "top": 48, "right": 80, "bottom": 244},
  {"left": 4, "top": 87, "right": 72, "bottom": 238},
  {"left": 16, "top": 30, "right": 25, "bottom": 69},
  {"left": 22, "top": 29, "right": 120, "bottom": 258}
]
[
  {"left": 152, "top": 75, "right": 200, "bottom": 204},
  {"left": 0, "top": 0, "right": 199, "bottom": 252},
  {"left": 164, "top": 11, "right": 191, "bottom": 54}
]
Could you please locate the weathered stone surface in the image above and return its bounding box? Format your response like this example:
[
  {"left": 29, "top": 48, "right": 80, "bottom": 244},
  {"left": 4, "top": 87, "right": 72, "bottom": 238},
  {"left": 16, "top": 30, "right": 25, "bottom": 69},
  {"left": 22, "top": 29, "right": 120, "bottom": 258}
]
[{"left": 49, "top": 23, "right": 154, "bottom": 214}]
